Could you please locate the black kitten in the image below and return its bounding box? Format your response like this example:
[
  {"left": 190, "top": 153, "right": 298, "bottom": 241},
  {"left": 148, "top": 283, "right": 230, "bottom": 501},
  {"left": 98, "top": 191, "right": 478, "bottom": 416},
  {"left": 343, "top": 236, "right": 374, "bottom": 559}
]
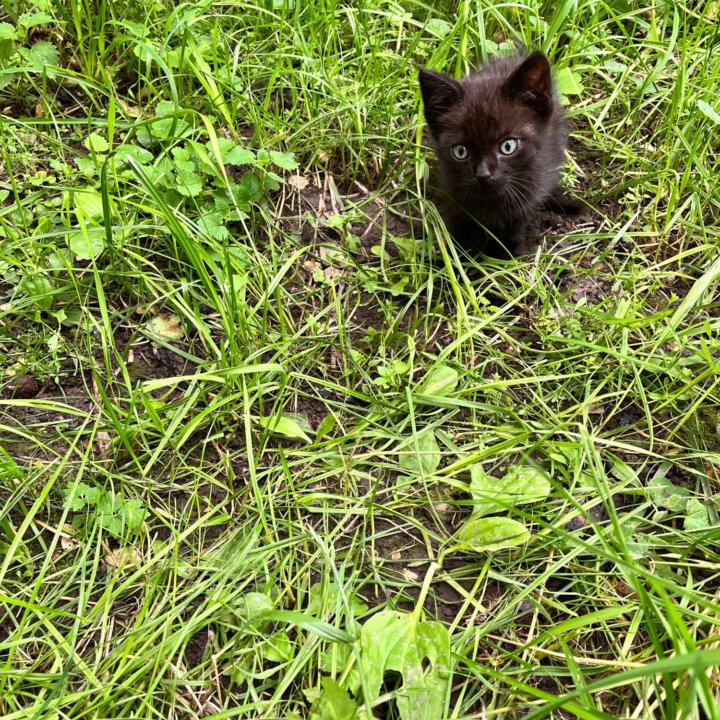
[{"left": 419, "top": 52, "right": 578, "bottom": 256}]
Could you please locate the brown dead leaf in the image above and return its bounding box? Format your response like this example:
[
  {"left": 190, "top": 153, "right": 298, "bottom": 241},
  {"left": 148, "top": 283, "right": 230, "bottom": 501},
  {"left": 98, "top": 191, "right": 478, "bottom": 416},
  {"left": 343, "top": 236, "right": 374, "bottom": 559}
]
[
  {"left": 323, "top": 266, "right": 344, "bottom": 281},
  {"left": 117, "top": 98, "right": 141, "bottom": 118},
  {"left": 402, "top": 567, "right": 420, "bottom": 582},
  {"left": 93, "top": 431, "right": 112, "bottom": 456},
  {"left": 144, "top": 312, "right": 184, "bottom": 341},
  {"left": 106, "top": 546, "right": 143, "bottom": 568},
  {"left": 288, "top": 174, "right": 310, "bottom": 191},
  {"left": 61, "top": 525, "right": 80, "bottom": 552}
]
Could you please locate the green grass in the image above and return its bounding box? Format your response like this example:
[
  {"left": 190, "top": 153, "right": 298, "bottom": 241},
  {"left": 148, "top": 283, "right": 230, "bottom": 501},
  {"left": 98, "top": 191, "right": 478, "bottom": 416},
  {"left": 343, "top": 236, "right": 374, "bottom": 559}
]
[{"left": 2, "top": 1, "right": 720, "bottom": 718}]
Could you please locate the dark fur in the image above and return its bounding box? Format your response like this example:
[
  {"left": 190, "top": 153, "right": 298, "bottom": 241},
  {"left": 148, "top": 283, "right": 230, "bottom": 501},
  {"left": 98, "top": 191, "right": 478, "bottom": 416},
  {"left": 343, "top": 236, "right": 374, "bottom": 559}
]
[{"left": 419, "top": 52, "right": 576, "bottom": 255}]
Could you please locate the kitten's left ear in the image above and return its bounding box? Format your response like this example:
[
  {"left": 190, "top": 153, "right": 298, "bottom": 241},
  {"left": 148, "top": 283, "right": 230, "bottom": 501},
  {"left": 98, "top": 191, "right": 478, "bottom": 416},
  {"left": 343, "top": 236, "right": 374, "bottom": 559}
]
[
  {"left": 418, "top": 67, "right": 464, "bottom": 132},
  {"left": 504, "top": 52, "right": 553, "bottom": 117}
]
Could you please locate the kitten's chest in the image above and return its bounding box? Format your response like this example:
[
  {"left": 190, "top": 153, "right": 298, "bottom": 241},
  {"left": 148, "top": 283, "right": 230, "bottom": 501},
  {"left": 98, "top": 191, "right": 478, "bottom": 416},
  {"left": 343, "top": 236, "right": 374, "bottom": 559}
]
[{"left": 430, "top": 179, "right": 519, "bottom": 230}]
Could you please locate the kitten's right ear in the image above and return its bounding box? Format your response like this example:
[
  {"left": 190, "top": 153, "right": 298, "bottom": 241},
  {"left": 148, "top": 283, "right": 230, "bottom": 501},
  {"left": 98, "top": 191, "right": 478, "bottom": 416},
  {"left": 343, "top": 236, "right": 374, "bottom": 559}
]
[
  {"left": 503, "top": 52, "right": 553, "bottom": 117},
  {"left": 418, "top": 68, "right": 463, "bottom": 131}
]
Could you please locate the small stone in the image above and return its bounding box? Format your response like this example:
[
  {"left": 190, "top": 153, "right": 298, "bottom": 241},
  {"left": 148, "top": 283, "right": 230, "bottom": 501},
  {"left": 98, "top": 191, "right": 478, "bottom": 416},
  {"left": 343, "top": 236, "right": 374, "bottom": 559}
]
[{"left": 9, "top": 375, "right": 42, "bottom": 399}]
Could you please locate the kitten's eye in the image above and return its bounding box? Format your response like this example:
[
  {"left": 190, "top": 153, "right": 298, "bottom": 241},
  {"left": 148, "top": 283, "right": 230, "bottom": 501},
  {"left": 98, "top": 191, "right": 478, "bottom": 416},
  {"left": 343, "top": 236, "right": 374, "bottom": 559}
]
[
  {"left": 451, "top": 144, "right": 469, "bottom": 160},
  {"left": 499, "top": 138, "right": 518, "bottom": 155}
]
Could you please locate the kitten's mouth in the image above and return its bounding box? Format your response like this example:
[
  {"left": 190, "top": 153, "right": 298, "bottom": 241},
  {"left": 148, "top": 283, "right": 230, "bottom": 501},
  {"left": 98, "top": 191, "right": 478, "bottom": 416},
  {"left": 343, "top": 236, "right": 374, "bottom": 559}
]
[{"left": 476, "top": 177, "right": 503, "bottom": 192}]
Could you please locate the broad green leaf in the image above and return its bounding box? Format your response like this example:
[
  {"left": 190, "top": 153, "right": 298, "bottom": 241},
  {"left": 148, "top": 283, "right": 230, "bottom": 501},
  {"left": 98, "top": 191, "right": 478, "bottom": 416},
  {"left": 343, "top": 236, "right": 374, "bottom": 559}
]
[
  {"left": 555, "top": 67, "right": 585, "bottom": 96},
  {"left": 236, "top": 171, "right": 264, "bottom": 206},
  {"left": 360, "top": 610, "right": 450, "bottom": 720},
  {"left": 198, "top": 211, "right": 229, "bottom": 241},
  {"left": 603, "top": 60, "right": 627, "bottom": 73},
  {"left": 20, "top": 40, "right": 59, "bottom": 70},
  {"left": 0, "top": 517, "right": 30, "bottom": 565},
  {"left": 206, "top": 136, "right": 232, "bottom": 157},
  {"left": 17, "top": 11, "right": 54, "bottom": 29},
  {"left": 398, "top": 428, "right": 440, "bottom": 476},
  {"left": 269, "top": 150, "right": 299, "bottom": 170},
  {"left": 91, "top": 492, "right": 147, "bottom": 538},
  {"left": 698, "top": 100, "right": 720, "bottom": 126},
  {"left": 610, "top": 459, "right": 639, "bottom": 484},
  {"left": 625, "top": 531, "right": 654, "bottom": 559},
  {"left": 0, "top": 22, "right": 17, "bottom": 40},
  {"left": 0, "top": 22, "right": 16, "bottom": 61},
  {"left": 453, "top": 516, "right": 530, "bottom": 552},
  {"left": 684, "top": 498, "right": 710, "bottom": 530},
  {"left": 263, "top": 170, "right": 282, "bottom": 192},
  {"left": 319, "top": 643, "right": 353, "bottom": 674},
  {"left": 426, "top": 18, "right": 452, "bottom": 37},
  {"left": 123, "top": 498, "right": 146, "bottom": 532},
  {"left": 325, "top": 213, "right": 353, "bottom": 230},
  {"left": 146, "top": 116, "right": 192, "bottom": 144},
  {"left": 261, "top": 631, "right": 293, "bottom": 663},
  {"left": 665, "top": 493, "right": 690, "bottom": 512},
  {"left": 63, "top": 482, "right": 99, "bottom": 512},
  {"left": 650, "top": 476, "right": 690, "bottom": 509},
  {"left": 374, "top": 357, "right": 409, "bottom": 389},
  {"left": 221, "top": 142, "right": 255, "bottom": 166},
  {"left": 469, "top": 465, "right": 551, "bottom": 517},
  {"left": 68, "top": 229, "right": 105, "bottom": 260},
  {"left": 136, "top": 103, "right": 192, "bottom": 145},
  {"left": 315, "top": 412, "right": 337, "bottom": 442},
  {"left": 75, "top": 156, "right": 97, "bottom": 177},
  {"left": 155, "top": 99, "right": 177, "bottom": 117},
  {"left": 417, "top": 365, "right": 458, "bottom": 397},
  {"left": 163, "top": 48, "right": 182, "bottom": 69},
  {"left": 389, "top": 276, "right": 409, "bottom": 295},
  {"left": 114, "top": 144, "right": 154, "bottom": 166},
  {"left": 97, "top": 493, "right": 130, "bottom": 537},
  {"left": 83, "top": 133, "right": 109, "bottom": 153},
  {"left": 147, "top": 157, "right": 173, "bottom": 187},
  {"left": 237, "top": 592, "right": 274, "bottom": 619},
  {"left": 19, "top": 275, "right": 54, "bottom": 311},
  {"left": 172, "top": 145, "right": 191, "bottom": 163},
  {"left": 259, "top": 414, "right": 311, "bottom": 442},
  {"left": 73, "top": 189, "right": 104, "bottom": 218},
  {"left": 316, "top": 677, "right": 357, "bottom": 720},
  {"left": 174, "top": 160, "right": 203, "bottom": 197},
  {"left": 0, "top": 451, "right": 23, "bottom": 481}
]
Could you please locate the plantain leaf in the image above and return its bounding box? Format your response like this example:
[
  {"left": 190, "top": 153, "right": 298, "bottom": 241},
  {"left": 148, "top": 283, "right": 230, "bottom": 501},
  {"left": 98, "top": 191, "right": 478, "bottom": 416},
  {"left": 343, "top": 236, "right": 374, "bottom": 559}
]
[
  {"left": 259, "top": 413, "right": 311, "bottom": 442},
  {"left": 360, "top": 610, "right": 450, "bottom": 720},
  {"left": 417, "top": 365, "right": 458, "bottom": 398},
  {"left": 453, "top": 516, "right": 530, "bottom": 552},
  {"left": 397, "top": 428, "right": 440, "bottom": 477},
  {"left": 469, "top": 465, "right": 551, "bottom": 517}
]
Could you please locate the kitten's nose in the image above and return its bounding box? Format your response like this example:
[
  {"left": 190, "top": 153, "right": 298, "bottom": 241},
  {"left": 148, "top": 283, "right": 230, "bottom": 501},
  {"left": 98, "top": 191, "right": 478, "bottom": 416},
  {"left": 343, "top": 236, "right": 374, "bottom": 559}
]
[{"left": 475, "top": 161, "right": 493, "bottom": 181}]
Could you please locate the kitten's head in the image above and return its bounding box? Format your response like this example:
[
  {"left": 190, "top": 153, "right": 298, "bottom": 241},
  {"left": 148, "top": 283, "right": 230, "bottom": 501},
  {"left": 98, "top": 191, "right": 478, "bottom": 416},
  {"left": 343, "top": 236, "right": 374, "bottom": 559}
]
[{"left": 419, "top": 52, "right": 561, "bottom": 204}]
